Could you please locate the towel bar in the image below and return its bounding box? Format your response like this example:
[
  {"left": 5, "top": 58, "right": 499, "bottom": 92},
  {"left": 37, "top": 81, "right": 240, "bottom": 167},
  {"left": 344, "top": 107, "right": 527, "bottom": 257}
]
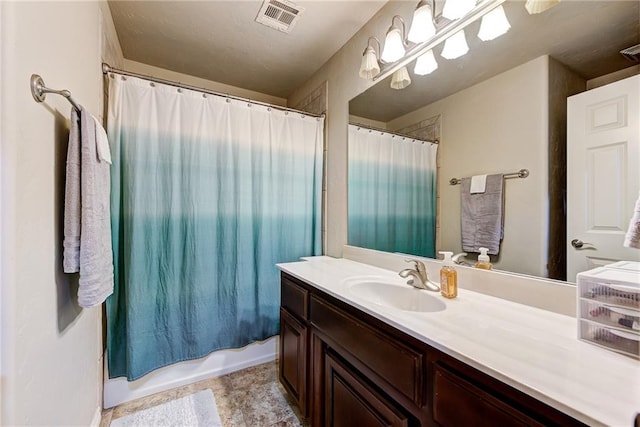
[
  {"left": 449, "top": 169, "right": 529, "bottom": 185},
  {"left": 30, "top": 74, "right": 80, "bottom": 111}
]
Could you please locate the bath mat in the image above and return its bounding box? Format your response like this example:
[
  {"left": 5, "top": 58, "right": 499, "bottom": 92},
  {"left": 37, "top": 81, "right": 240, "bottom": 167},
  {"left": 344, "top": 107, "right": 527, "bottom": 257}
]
[{"left": 110, "top": 389, "right": 222, "bottom": 427}]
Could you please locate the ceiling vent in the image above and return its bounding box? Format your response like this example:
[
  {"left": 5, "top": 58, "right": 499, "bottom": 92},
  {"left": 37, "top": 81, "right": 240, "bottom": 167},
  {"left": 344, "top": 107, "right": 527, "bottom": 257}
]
[
  {"left": 620, "top": 44, "right": 640, "bottom": 62},
  {"left": 255, "top": 0, "right": 304, "bottom": 34}
]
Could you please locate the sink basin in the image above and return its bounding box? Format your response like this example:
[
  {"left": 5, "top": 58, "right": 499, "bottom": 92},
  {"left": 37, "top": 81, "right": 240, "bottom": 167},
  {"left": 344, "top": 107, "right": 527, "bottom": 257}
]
[{"left": 343, "top": 276, "right": 446, "bottom": 313}]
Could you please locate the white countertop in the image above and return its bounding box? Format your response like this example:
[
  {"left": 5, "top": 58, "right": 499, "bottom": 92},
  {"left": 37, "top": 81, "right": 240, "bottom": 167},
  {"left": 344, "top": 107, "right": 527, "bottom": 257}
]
[{"left": 277, "top": 256, "right": 640, "bottom": 427}]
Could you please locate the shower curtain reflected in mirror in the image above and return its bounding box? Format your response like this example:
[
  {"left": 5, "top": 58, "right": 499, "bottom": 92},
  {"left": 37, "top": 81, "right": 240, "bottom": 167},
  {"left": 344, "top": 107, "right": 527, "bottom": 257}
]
[
  {"left": 348, "top": 125, "right": 437, "bottom": 258},
  {"left": 106, "top": 75, "right": 323, "bottom": 381}
]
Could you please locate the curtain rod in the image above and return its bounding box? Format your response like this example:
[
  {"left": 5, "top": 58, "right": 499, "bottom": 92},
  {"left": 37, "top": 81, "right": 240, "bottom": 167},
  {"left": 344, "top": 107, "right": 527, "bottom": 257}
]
[
  {"left": 349, "top": 122, "right": 439, "bottom": 145},
  {"left": 101, "top": 63, "right": 324, "bottom": 118}
]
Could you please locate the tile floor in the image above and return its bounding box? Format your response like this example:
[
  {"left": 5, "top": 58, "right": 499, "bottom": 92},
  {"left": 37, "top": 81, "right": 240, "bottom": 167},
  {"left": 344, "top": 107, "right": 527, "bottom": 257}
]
[{"left": 100, "top": 361, "right": 308, "bottom": 427}]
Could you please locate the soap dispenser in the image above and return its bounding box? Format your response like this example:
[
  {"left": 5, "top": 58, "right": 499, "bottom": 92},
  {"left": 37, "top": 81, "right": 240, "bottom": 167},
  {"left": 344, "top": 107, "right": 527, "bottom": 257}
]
[
  {"left": 475, "top": 247, "right": 493, "bottom": 270},
  {"left": 439, "top": 251, "right": 457, "bottom": 299}
]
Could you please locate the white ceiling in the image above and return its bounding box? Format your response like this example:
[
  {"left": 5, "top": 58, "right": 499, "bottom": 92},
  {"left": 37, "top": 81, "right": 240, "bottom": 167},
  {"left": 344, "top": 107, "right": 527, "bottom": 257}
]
[{"left": 108, "top": 0, "right": 387, "bottom": 98}]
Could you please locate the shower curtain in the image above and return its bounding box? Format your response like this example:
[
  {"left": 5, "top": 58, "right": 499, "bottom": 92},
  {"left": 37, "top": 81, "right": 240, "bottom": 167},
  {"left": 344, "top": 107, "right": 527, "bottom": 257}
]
[
  {"left": 106, "top": 75, "right": 323, "bottom": 380},
  {"left": 348, "top": 124, "right": 437, "bottom": 257}
]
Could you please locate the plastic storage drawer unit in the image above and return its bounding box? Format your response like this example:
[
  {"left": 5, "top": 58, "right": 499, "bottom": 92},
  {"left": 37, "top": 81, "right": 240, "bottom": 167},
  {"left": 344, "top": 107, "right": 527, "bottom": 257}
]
[{"left": 577, "top": 266, "right": 640, "bottom": 359}]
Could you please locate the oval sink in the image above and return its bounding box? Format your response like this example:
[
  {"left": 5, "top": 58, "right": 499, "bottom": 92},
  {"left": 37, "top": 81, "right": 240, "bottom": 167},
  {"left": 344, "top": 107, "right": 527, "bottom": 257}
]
[{"left": 343, "top": 277, "right": 446, "bottom": 313}]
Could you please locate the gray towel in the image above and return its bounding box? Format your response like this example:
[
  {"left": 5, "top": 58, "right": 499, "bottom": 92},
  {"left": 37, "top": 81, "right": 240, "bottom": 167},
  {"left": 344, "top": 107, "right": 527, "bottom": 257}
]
[
  {"left": 460, "top": 173, "right": 504, "bottom": 255},
  {"left": 63, "top": 109, "right": 81, "bottom": 272},
  {"left": 63, "top": 106, "right": 114, "bottom": 307}
]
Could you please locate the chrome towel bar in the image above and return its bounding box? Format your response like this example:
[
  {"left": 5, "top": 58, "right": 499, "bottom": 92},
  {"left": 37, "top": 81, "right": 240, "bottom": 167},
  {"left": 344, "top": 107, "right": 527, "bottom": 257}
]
[
  {"left": 449, "top": 168, "right": 529, "bottom": 185},
  {"left": 30, "top": 74, "right": 80, "bottom": 111}
]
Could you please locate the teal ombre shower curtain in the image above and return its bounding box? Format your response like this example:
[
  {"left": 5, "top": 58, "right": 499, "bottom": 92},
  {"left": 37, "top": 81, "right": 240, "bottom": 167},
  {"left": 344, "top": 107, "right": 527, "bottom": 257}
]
[
  {"left": 348, "top": 125, "right": 437, "bottom": 257},
  {"left": 106, "top": 75, "right": 323, "bottom": 380}
]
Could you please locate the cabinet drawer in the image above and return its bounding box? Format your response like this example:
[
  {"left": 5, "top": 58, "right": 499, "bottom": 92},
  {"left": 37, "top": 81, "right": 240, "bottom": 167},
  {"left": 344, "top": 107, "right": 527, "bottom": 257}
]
[
  {"left": 282, "top": 274, "right": 309, "bottom": 321},
  {"left": 433, "top": 363, "right": 540, "bottom": 427},
  {"left": 579, "top": 319, "right": 640, "bottom": 359},
  {"left": 325, "top": 350, "right": 409, "bottom": 427},
  {"left": 310, "top": 295, "right": 424, "bottom": 405},
  {"left": 579, "top": 298, "right": 640, "bottom": 332}
]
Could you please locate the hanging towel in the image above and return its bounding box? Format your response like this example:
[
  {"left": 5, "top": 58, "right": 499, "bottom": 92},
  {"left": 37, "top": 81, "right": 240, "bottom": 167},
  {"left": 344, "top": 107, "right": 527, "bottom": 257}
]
[
  {"left": 460, "top": 173, "right": 504, "bottom": 255},
  {"left": 63, "top": 106, "right": 114, "bottom": 308},
  {"left": 63, "top": 109, "right": 82, "bottom": 273},
  {"left": 91, "top": 113, "right": 112, "bottom": 164},
  {"left": 470, "top": 174, "right": 487, "bottom": 194},
  {"left": 624, "top": 191, "right": 640, "bottom": 249}
]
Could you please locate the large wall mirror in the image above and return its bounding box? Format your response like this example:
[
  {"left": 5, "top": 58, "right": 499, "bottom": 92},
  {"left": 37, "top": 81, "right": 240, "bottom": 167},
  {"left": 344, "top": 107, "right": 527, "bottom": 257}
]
[{"left": 348, "top": 0, "right": 640, "bottom": 283}]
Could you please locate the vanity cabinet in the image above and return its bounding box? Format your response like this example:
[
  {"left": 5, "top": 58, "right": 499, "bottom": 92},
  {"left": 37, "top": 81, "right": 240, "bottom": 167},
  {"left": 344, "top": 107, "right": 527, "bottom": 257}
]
[
  {"left": 324, "top": 349, "right": 409, "bottom": 427},
  {"left": 279, "top": 276, "right": 310, "bottom": 417},
  {"left": 279, "top": 273, "right": 586, "bottom": 427}
]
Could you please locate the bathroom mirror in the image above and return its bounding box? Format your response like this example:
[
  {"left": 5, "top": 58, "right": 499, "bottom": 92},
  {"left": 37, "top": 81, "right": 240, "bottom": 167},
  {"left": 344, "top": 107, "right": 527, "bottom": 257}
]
[{"left": 348, "top": 0, "right": 639, "bottom": 282}]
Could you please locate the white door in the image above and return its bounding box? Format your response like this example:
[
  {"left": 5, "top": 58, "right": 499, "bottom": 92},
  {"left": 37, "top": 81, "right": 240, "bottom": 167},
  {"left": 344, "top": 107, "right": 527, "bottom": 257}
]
[{"left": 567, "top": 75, "right": 640, "bottom": 282}]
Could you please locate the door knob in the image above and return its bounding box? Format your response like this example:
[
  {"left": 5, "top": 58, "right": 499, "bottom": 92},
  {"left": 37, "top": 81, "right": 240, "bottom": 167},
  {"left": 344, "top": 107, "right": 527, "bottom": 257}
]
[{"left": 571, "top": 239, "right": 595, "bottom": 249}]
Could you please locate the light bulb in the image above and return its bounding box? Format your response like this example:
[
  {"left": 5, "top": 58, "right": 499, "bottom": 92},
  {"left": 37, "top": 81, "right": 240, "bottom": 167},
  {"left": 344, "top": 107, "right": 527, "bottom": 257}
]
[
  {"left": 407, "top": 2, "right": 436, "bottom": 44},
  {"left": 381, "top": 28, "right": 406, "bottom": 62},
  {"left": 441, "top": 30, "right": 469, "bottom": 59},
  {"left": 391, "top": 67, "right": 411, "bottom": 90},
  {"left": 414, "top": 50, "right": 438, "bottom": 75},
  {"left": 359, "top": 47, "right": 380, "bottom": 80},
  {"left": 525, "top": 0, "right": 560, "bottom": 15},
  {"left": 478, "top": 5, "right": 510, "bottom": 41},
  {"left": 442, "top": 0, "right": 476, "bottom": 20}
]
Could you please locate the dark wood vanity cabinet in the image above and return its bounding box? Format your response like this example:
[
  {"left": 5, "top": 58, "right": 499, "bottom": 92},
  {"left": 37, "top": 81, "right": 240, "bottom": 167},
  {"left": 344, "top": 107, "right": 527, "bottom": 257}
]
[
  {"left": 279, "top": 275, "right": 310, "bottom": 417},
  {"left": 279, "top": 273, "right": 586, "bottom": 427},
  {"left": 324, "top": 349, "right": 410, "bottom": 427}
]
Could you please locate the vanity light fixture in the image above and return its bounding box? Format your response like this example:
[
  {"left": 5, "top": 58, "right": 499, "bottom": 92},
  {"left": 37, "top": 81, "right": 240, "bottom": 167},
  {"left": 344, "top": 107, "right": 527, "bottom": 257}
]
[
  {"left": 478, "top": 5, "right": 510, "bottom": 41},
  {"left": 390, "top": 66, "right": 412, "bottom": 90},
  {"left": 381, "top": 16, "right": 408, "bottom": 63},
  {"left": 441, "top": 29, "right": 469, "bottom": 59},
  {"left": 414, "top": 49, "right": 438, "bottom": 75},
  {"left": 359, "top": 37, "right": 382, "bottom": 80},
  {"left": 442, "top": 0, "right": 477, "bottom": 20},
  {"left": 360, "top": 0, "right": 509, "bottom": 82},
  {"left": 525, "top": 0, "right": 560, "bottom": 15},
  {"left": 407, "top": 0, "right": 436, "bottom": 44}
]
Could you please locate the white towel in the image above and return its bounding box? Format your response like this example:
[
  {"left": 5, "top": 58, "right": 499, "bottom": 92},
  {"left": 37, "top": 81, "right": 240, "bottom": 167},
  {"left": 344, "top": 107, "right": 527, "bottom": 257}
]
[
  {"left": 470, "top": 174, "right": 487, "bottom": 194},
  {"left": 91, "top": 113, "right": 112, "bottom": 164},
  {"left": 63, "top": 106, "right": 114, "bottom": 308},
  {"left": 624, "top": 191, "right": 640, "bottom": 249}
]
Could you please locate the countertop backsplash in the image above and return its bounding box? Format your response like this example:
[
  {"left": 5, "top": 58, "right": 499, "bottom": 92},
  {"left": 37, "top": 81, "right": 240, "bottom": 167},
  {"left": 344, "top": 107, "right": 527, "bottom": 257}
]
[{"left": 342, "top": 245, "right": 577, "bottom": 317}]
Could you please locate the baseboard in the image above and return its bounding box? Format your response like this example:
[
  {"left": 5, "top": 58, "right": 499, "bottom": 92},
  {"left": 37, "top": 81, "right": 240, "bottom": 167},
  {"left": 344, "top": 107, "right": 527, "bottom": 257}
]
[
  {"left": 103, "top": 336, "right": 278, "bottom": 408},
  {"left": 89, "top": 405, "right": 102, "bottom": 427}
]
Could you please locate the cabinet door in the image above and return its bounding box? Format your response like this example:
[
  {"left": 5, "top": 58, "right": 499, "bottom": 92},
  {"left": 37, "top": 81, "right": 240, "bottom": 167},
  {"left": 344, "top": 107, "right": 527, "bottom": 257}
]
[
  {"left": 279, "top": 308, "right": 308, "bottom": 417},
  {"left": 433, "top": 363, "right": 540, "bottom": 427},
  {"left": 325, "top": 350, "right": 409, "bottom": 427}
]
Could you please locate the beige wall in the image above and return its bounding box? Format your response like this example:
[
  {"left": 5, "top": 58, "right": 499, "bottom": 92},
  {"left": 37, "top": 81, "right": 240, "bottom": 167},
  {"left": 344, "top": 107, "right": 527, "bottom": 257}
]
[
  {"left": 123, "top": 60, "right": 287, "bottom": 107},
  {"left": 1, "top": 1, "right": 117, "bottom": 425},
  {"left": 348, "top": 115, "right": 388, "bottom": 130},
  {"left": 100, "top": 2, "right": 124, "bottom": 71},
  {"left": 587, "top": 64, "right": 640, "bottom": 90},
  {"left": 385, "top": 56, "right": 550, "bottom": 276}
]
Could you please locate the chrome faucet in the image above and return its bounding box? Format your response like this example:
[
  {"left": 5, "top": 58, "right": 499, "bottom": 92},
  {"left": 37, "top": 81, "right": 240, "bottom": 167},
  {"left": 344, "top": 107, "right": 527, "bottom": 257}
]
[
  {"left": 399, "top": 259, "right": 440, "bottom": 292},
  {"left": 452, "top": 252, "right": 469, "bottom": 265}
]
